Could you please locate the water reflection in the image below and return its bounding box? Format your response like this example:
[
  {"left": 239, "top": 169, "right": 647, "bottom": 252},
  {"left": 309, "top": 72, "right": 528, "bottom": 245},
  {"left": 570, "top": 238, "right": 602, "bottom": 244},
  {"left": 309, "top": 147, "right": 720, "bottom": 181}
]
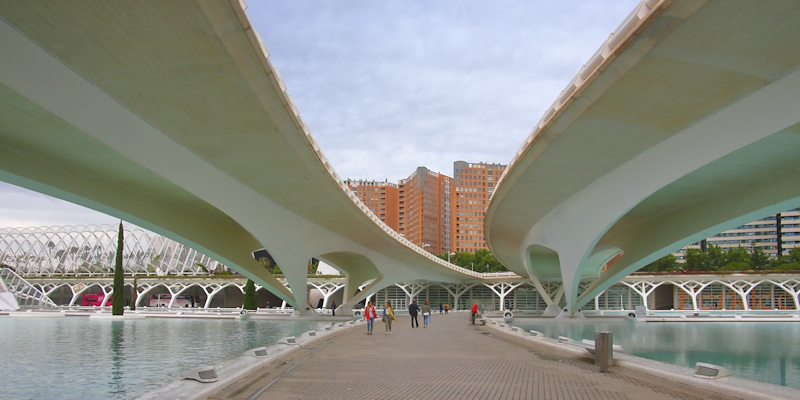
[
  {"left": 514, "top": 319, "right": 800, "bottom": 390},
  {"left": 0, "top": 317, "right": 333, "bottom": 399},
  {"left": 109, "top": 321, "right": 124, "bottom": 396}
]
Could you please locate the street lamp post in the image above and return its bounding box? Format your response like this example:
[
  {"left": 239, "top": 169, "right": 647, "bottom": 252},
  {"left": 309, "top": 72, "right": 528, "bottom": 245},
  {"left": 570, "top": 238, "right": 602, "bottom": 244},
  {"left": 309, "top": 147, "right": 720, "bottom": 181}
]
[
  {"left": 422, "top": 243, "right": 431, "bottom": 252},
  {"left": 448, "top": 252, "right": 456, "bottom": 263}
]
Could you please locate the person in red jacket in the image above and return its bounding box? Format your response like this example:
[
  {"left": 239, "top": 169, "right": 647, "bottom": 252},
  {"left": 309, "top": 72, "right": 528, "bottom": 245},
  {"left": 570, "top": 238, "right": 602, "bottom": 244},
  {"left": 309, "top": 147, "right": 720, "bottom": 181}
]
[
  {"left": 365, "top": 301, "right": 378, "bottom": 335},
  {"left": 471, "top": 303, "right": 479, "bottom": 324}
]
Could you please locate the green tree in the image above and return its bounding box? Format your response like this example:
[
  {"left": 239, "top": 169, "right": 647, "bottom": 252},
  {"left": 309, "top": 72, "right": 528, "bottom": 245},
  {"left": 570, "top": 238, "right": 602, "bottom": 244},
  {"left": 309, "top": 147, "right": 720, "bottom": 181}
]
[
  {"left": 242, "top": 279, "right": 257, "bottom": 310},
  {"left": 436, "top": 250, "right": 508, "bottom": 273},
  {"left": 750, "top": 246, "right": 770, "bottom": 270},
  {"left": 774, "top": 262, "right": 800, "bottom": 271},
  {"left": 719, "top": 261, "right": 750, "bottom": 272},
  {"left": 307, "top": 259, "right": 319, "bottom": 275},
  {"left": 258, "top": 257, "right": 282, "bottom": 275},
  {"left": 243, "top": 257, "right": 273, "bottom": 310},
  {"left": 112, "top": 221, "right": 125, "bottom": 316},
  {"left": 785, "top": 248, "right": 800, "bottom": 263},
  {"left": 705, "top": 244, "right": 725, "bottom": 271},
  {"left": 641, "top": 254, "right": 679, "bottom": 272},
  {"left": 723, "top": 246, "right": 751, "bottom": 267},
  {"left": 769, "top": 248, "right": 800, "bottom": 270},
  {"left": 682, "top": 248, "right": 707, "bottom": 271}
]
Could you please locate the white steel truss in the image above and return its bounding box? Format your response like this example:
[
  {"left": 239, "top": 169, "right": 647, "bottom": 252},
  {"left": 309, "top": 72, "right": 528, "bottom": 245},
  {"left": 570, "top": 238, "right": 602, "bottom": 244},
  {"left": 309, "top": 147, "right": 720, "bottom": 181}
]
[
  {"left": 16, "top": 274, "right": 800, "bottom": 313},
  {"left": 0, "top": 267, "right": 56, "bottom": 309},
  {"left": 0, "top": 224, "right": 224, "bottom": 277},
  {"left": 439, "top": 282, "right": 477, "bottom": 311},
  {"left": 309, "top": 281, "right": 345, "bottom": 309},
  {"left": 486, "top": 282, "right": 523, "bottom": 311}
]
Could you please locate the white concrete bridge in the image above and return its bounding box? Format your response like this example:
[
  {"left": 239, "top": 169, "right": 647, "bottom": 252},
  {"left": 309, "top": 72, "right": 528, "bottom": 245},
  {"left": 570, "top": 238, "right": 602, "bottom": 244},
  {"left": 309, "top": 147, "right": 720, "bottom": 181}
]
[
  {"left": 2, "top": 1, "right": 799, "bottom": 318},
  {"left": 486, "top": 0, "right": 800, "bottom": 316},
  {"left": 0, "top": 1, "right": 482, "bottom": 315}
]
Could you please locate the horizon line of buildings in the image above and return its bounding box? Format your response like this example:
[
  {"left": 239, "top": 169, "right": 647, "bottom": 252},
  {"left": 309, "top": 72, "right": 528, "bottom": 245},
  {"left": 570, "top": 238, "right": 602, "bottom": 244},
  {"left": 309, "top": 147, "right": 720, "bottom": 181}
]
[
  {"left": 675, "top": 209, "right": 800, "bottom": 261},
  {"left": 346, "top": 160, "right": 506, "bottom": 255},
  {"left": 345, "top": 161, "right": 800, "bottom": 261}
]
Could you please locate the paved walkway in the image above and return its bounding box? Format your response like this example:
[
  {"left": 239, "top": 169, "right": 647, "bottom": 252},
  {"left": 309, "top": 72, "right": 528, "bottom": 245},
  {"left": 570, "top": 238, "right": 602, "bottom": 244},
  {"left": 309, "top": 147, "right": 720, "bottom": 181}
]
[{"left": 209, "top": 312, "right": 738, "bottom": 399}]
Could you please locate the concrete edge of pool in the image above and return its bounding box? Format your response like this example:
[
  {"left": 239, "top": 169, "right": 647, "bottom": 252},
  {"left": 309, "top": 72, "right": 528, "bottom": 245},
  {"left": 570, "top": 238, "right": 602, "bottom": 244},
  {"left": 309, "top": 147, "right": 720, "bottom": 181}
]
[
  {"left": 135, "top": 318, "right": 362, "bottom": 400},
  {"left": 482, "top": 319, "right": 800, "bottom": 400}
]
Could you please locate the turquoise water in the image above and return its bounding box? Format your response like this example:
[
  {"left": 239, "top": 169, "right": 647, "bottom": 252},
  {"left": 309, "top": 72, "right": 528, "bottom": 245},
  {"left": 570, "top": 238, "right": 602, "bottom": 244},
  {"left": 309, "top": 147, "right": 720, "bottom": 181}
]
[
  {"left": 0, "top": 317, "right": 333, "bottom": 399},
  {"left": 514, "top": 319, "right": 800, "bottom": 390}
]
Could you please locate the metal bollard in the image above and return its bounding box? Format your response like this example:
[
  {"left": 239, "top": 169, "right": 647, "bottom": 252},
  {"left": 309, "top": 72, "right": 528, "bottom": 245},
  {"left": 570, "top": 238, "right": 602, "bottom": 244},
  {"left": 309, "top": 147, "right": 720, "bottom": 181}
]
[{"left": 595, "top": 332, "right": 613, "bottom": 373}]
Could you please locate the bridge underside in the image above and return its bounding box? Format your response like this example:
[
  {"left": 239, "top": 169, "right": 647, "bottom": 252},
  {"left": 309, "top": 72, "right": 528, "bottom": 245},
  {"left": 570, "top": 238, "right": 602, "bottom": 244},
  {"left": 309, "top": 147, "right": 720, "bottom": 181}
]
[
  {"left": 486, "top": 0, "right": 800, "bottom": 315},
  {"left": 0, "top": 1, "right": 477, "bottom": 314}
]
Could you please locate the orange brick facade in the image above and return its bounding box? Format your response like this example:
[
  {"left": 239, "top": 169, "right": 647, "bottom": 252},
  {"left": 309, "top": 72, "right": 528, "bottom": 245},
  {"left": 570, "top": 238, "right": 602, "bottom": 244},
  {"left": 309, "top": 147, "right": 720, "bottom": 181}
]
[
  {"left": 347, "top": 161, "right": 503, "bottom": 256},
  {"left": 398, "top": 167, "right": 452, "bottom": 255},
  {"left": 452, "top": 161, "right": 505, "bottom": 253},
  {"left": 345, "top": 180, "right": 400, "bottom": 232}
]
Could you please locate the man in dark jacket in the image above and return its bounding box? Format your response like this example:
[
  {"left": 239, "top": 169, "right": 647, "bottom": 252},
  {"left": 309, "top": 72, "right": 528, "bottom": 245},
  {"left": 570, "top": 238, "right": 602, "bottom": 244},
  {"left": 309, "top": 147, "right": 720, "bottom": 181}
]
[{"left": 408, "top": 299, "right": 420, "bottom": 328}]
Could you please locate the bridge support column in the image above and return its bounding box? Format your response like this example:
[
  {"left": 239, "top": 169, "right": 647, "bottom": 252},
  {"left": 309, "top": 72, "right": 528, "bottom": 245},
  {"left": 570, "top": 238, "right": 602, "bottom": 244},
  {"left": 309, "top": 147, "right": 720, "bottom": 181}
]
[
  {"left": 542, "top": 304, "right": 562, "bottom": 317},
  {"left": 337, "top": 304, "right": 353, "bottom": 317}
]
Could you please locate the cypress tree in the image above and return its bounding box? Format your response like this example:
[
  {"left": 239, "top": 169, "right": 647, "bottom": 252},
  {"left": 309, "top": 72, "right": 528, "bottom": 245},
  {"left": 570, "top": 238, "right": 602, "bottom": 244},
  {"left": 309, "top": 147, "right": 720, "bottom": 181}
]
[
  {"left": 112, "top": 221, "right": 125, "bottom": 315},
  {"left": 243, "top": 279, "right": 257, "bottom": 310}
]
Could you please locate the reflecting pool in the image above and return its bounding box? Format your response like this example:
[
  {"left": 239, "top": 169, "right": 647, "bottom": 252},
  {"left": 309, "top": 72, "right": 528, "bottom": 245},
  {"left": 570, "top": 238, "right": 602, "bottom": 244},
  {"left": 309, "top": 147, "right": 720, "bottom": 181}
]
[
  {"left": 514, "top": 319, "right": 800, "bottom": 390},
  {"left": 0, "top": 317, "right": 333, "bottom": 399}
]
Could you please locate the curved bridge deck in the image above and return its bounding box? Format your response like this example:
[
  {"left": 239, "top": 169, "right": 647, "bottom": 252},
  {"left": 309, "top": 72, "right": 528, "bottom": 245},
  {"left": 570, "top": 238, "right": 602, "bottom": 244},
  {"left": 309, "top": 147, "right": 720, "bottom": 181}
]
[{"left": 209, "top": 314, "right": 736, "bottom": 400}]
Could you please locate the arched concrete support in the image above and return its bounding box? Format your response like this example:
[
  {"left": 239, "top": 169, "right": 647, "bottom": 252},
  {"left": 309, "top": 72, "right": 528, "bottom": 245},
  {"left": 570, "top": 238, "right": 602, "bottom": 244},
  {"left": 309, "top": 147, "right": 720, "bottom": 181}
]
[
  {"left": 69, "top": 283, "right": 111, "bottom": 306},
  {"left": 620, "top": 281, "right": 663, "bottom": 311},
  {"left": 204, "top": 282, "right": 240, "bottom": 309},
  {"left": 542, "top": 284, "right": 565, "bottom": 317},
  {"left": 767, "top": 279, "right": 800, "bottom": 311},
  {"left": 344, "top": 276, "right": 399, "bottom": 312},
  {"left": 585, "top": 247, "right": 623, "bottom": 277},
  {"left": 523, "top": 245, "right": 563, "bottom": 317},
  {"left": 440, "top": 283, "right": 477, "bottom": 311},
  {"left": 526, "top": 276, "right": 563, "bottom": 317},
  {"left": 318, "top": 252, "right": 381, "bottom": 307},
  {"left": 716, "top": 280, "right": 762, "bottom": 311},
  {"left": 524, "top": 245, "right": 561, "bottom": 281},
  {"left": 522, "top": 68, "right": 800, "bottom": 315},
  {"left": 485, "top": 282, "right": 523, "bottom": 311},
  {"left": 397, "top": 282, "right": 430, "bottom": 305},
  {"left": 0, "top": 4, "right": 492, "bottom": 318},
  {"left": 308, "top": 281, "right": 345, "bottom": 309},
  {"left": 577, "top": 188, "right": 800, "bottom": 310},
  {"left": 137, "top": 283, "right": 171, "bottom": 307}
]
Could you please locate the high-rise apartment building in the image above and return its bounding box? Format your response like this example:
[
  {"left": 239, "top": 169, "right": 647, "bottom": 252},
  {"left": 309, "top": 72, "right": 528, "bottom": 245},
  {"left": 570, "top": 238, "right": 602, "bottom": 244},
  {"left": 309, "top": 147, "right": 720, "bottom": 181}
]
[
  {"left": 344, "top": 179, "right": 400, "bottom": 231},
  {"left": 346, "top": 161, "right": 504, "bottom": 256},
  {"left": 398, "top": 167, "right": 452, "bottom": 254},
  {"left": 675, "top": 208, "right": 800, "bottom": 260},
  {"left": 452, "top": 161, "right": 506, "bottom": 253}
]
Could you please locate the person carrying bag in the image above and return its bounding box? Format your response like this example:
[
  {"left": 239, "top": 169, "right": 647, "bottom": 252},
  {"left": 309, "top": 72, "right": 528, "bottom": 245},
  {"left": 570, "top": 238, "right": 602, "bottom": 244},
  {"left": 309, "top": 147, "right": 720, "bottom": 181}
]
[{"left": 383, "top": 301, "right": 396, "bottom": 335}]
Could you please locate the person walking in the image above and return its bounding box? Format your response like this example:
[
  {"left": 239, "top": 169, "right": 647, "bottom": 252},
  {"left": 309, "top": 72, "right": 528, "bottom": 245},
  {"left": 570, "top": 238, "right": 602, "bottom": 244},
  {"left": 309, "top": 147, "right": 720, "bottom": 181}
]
[
  {"left": 422, "top": 300, "right": 432, "bottom": 328},
  {"left": 383, "top": 301, "right": 396, "bottom": 335},
  {"left": 471, "top": 302, "right": 479, "bottom": 324},
  {"left": 439, "top": 303, "right": 444, "bottom": 314},
  {"left": 444, "top": 303, "right": 450, "bottom": 314},
  {"left": 408, "top": 299, "right": 420, "bottom": 328},
  {"left": 331, "top": 300, "right": 336, "bottom": 316},
  {"left": 365, "top": 301, "right": 378, "bottom": 335}
]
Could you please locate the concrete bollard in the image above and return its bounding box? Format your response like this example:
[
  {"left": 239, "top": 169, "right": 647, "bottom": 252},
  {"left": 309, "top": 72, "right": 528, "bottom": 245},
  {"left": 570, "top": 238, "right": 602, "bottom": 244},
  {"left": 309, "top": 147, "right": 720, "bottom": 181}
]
[{"left": 595, "top": 331, "right": 613, "bottom": 373}]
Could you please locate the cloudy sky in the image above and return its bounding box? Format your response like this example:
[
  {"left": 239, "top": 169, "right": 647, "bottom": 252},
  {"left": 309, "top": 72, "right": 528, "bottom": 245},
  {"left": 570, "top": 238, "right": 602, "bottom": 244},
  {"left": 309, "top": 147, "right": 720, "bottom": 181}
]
[{"left": 0, "top": 0, "right": 640, "bottom": 228}]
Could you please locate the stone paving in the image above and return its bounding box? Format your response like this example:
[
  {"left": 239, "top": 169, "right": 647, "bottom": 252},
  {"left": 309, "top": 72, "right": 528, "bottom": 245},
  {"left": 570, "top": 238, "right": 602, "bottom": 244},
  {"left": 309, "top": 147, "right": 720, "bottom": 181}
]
[{"left": 209, "top": 312, "right": 739, "bottom": 399}]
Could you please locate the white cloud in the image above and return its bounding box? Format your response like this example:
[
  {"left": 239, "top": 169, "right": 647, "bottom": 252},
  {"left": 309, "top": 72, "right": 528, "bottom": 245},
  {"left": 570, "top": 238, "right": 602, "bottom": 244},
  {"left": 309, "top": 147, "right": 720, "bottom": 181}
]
[{"left": 0, "top": 182, "right": 118, "bottom": 228}]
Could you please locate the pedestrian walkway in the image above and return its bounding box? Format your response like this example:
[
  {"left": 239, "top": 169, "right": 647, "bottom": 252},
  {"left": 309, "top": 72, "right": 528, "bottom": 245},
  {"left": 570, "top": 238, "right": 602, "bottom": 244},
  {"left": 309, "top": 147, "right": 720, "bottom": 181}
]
[{"left": 209, "top": 312, "right": 738, "bottom": 399}]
